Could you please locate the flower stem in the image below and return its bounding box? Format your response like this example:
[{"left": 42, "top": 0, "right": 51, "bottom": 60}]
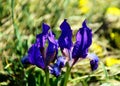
[
  {"left": 63, "top": 63, "right": 71, "bottom": 86},
  {"left": 45, "top": 68, "right": 49, "bottom": 86},
  {"left": 81, "top": 79, "right": 88, "bottom": 86}
]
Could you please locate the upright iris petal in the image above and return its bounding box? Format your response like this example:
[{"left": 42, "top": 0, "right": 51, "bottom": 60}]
[
  {"left": 58, "top": 19, "right": 73, "bottom": 50},
  {"left": 88, "top": 53, "right": 99, "bottom": 71},
  {"left": 42, "top": 23, "right": 50, "bottom": 34},
  {"left": 72, "top": 20, "right": 92, "bottom": 59},
  {"left": 36, "top": 23, "right": 50, "bottom": 57},
  {"left": 22, "top": 44, "right": 45, "bottom": 69},
  {"left": 36, "top": 23, "right": 50, "bottom": 48},
  {"left": 46, "top": 31, "right": 58, "bottom": 65}
]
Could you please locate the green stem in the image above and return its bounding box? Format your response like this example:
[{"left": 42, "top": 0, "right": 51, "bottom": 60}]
[
  {"left": 81, "top": 79, "right": 88, "bottom": 86},
  {"left": 63, "top": 64, "right": 71, "bottom": 86},
  {"left": 100, "top": 61, "right": 109, "bottom": 80},
  {"left": 11, "top": 0, "right": 14, "bottom": 24},
  {"left": 45, "top": 68, "right": 49, "bottom": 86}
]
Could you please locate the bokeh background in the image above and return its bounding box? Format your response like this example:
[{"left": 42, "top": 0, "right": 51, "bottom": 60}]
[{"left": 0, "top": 0, "right": 120, "bottom": 86}]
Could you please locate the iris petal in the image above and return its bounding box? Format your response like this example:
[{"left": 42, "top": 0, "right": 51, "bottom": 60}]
[
  {"left": 58, "top": 19, "right": 73, "bottom": 50},
  {"left": 36, "top": 23, "right": 50, "bottom": 48},
  {"left": 28, "top": 44, "right": 45, "bottom": 69},
  {"left": 49, "top": 56, "right": 66, "bottom": 77},
  {"left": 42, "top": 23, "right": 50, "bottom": 34},
  {"left": 56, "top": 56, "right": 66, "bottom": 68},
  {"left": 21, "top": 55, "right": 29, "bottom": 64},
  {"left": 88, "top": 53, "right": 99, "bottom": 71},
  {"left": 46, "top": 31, "right": 58, "bottom": 65},
  {"left": 36, "top": 23, "right": 50, "bottom": 58},
  {"left": 72, "top": 20, "right": 92, "bottom": 59},
  {"left": 49, "top": 64, "right": 61, "bottom": 77},
  {"left": 81, "top": 20, "right": 92, "bottom": 49}
]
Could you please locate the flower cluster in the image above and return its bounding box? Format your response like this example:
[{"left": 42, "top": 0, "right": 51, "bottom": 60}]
[{"left": 22, "top": 19, "right": 99, "bottom": 77}]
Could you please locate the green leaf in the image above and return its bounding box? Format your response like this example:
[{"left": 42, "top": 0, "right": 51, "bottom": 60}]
[{"left": 28, "top": 73, "right": 36, "bottom": 86}]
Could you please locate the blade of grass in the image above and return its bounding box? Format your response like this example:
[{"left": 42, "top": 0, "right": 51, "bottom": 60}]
[{"left": 100, "top": 61, "right": 109, "bottom": 80}]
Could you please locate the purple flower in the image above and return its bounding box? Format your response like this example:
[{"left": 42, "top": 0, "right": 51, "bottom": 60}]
[
  {"left": 22, "top": 23, "right": 58, "bottom": 70},
  {"left": 22, "top": 19, "right": 99, "bottom": 77},
  {"left": 58, "top": 19, "right": 98, "bottom": 71}
]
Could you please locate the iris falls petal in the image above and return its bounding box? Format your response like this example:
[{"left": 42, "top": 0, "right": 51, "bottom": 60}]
[
  {"left": 27, "top": 44, "right": 45, "bottom": 69},
  {"left": 88, "top": 53, "right": 99, "bottom": 71},
  {"left": 72, "top": 20, "right": 92, "bottom": 59}
]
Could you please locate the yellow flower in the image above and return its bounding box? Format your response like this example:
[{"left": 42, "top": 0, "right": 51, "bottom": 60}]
[
  {"left": 106, "top": 57, "right": 120, "bottom": 66},
  {"left": 79, "top": 0, "right": 88, "bottom": 7},
  {"left": 110, "top": 32, "right": 115, "bottom": 40},
  {"left": 79, "top": 0, "right": 91, "bottom": 14},
  {"left": 110, "top": 32, "right": 120, "bottom": 48},
  {"left": 106, "top": 7, "right": 120, "bottom": 16},
  {"left": 90, "top": 42, "right": 103, "bottom": 55}
]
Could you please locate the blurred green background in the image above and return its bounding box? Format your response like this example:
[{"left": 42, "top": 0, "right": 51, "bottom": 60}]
[{"left": 0, "top": 0, "right": 120, "bottom": 86}]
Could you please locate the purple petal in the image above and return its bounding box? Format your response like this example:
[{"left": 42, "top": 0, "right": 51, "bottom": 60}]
[
  {"left": 36, "top": 23, "right": 50, "bottom": 48},
  {"left": 48, "top": 56, "right": 66, "bottom": 77},
  {"left": 49, "top": 64, "right": 61, "bottom": 77},
  {"left": 81, "top": 20, "right": 92, "bottom": 48},
  {"left": 56, "top": 56, "right": 66, "bottom": 68},
  {"left": 60, "top": 19, "right": 71, "bottom": 31},
  {"left": 72, "top": 20, "right": 92, "bottom": 59},
  {"left": 49, "top": 56, "right": 66, "bottom": 77},
  {"left": 42, "top": 23, "right": 50, "bottom": 34},
  {"left": 27, "top": 44, "right": 45, "bottom": 69},
  {"left": 58, "top": 19, "right": 73, "bottom": 50},
  {"left": 46, "top": 31, "right": 58, "bottom": 65},
  {"left": 21, "top": 55, "right": 29, "bottom": 64},
  {"left": 88, "top": 53, "right": 99, "bottom": 71}
]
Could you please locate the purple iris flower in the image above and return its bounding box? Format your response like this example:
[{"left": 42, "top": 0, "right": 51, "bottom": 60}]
[
  {"left": 57, "top": 19, "right": 98, "bottom": 70},
  {"left": 22, "top": 19, "right": 99, "bottom": 77},
  {"left": 22, "top": 23, "right": 58, "bottom": 70}
]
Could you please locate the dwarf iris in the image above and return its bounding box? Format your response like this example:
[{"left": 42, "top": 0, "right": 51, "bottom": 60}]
[
  {"left": 21, "top": 19, "right": 99, "bottom": 86},
  {"left": 22, "top": 23, "right": 58, "bottom": 70}
]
